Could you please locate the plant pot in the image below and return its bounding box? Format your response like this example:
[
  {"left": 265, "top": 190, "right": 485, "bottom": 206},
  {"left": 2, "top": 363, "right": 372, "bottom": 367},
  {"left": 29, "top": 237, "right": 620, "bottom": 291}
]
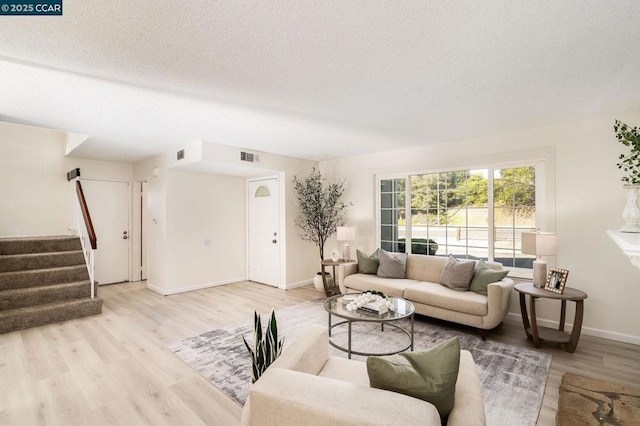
[
  {"left": 312, "top": 272, "right": 332, "bottom": 292},
  {"left": 620, "top": 184, "right": 640, "bottom": 233}
]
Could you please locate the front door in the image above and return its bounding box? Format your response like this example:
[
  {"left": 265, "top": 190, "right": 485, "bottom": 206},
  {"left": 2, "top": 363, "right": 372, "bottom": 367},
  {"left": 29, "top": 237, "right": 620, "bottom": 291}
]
[
  {"left": 81, "top": 179, "right": 130, "bottom": 285},
  {"left": 248, "top": 178, "right": 280, "bottom": 287}
]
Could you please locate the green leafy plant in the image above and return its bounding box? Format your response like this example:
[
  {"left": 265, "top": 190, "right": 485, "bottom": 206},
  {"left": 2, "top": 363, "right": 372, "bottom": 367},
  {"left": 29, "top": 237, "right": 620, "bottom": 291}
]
[
  {"left": 614, "top": 119, "right": 640, "bottom": 185},
  {"left": 242, "top": 310, "right": 284, "bottom": 383},
  {"left": 293, "top": 166, "right": 350, "bottom": 261}
]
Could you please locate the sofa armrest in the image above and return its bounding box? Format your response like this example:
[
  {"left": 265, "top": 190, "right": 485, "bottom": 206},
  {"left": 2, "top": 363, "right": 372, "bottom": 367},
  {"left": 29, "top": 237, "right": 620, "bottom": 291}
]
[
  {"left": 338, "top": 262, "right": 359, "bottom": 294},
  {"left": 268, "top": 324, "right": 329, "bottom": 375},
  {"left": 483, "top": 278, "right": 515, "bottom": 329},
  {"left": 245, "top": 368, "right": 441, "bottom": 425}
]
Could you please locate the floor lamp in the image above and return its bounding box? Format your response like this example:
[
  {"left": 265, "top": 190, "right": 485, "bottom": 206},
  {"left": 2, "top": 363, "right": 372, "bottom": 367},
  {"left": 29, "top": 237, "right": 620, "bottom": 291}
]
[{"left": 521, "top": 232, "right": 557, "bottom": 288}]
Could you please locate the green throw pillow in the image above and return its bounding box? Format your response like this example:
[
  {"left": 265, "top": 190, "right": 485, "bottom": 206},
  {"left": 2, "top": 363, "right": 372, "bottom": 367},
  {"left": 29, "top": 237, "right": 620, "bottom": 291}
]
[
  {"left": 366, "top": 337, "right": 461, "bottom": 418},
  {"left": 469, "top": 261, "right": 509, "bottom": 296},
  {"left": 357, "top": 249, "right": 380, "bottom": 274}
]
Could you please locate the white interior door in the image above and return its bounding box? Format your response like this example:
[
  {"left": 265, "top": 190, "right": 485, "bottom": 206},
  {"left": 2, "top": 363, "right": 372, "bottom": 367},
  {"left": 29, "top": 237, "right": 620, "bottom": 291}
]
[
  {"left": 248, "top": 178, "right": 280, "bottom": 286},
  {"left": 82, "top": 179, "right": 130, "bottom": 285}
]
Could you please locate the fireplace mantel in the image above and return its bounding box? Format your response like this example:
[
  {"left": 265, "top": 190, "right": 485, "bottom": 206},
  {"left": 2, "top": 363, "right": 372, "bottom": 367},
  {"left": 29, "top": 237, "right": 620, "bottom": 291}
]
[{"left": 607, "top": 230, "right": 640, "bottom": 270}]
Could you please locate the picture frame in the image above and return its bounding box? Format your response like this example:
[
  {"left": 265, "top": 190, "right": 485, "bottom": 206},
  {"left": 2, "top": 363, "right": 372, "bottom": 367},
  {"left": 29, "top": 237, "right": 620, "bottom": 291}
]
[{"left": 544, "top": 268, "right": 569, "bottom": 294}]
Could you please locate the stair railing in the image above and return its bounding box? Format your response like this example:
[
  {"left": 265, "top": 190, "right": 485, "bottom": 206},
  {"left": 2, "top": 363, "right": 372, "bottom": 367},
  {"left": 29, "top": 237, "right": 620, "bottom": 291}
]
[{"left": 73, "top": 179, "right": 97, "bottom": 299}]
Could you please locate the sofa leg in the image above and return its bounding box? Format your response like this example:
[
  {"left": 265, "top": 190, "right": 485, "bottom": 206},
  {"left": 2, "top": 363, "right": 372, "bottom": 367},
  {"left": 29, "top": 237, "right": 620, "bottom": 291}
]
[{"left": 478, "top": 329, "right": 487, "bottom": 341}]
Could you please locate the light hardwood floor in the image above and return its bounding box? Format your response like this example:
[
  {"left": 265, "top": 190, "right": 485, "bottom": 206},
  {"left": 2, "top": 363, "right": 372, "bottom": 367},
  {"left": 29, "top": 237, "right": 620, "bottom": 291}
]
[{"left": 0, "top": 280, "right": 638, "bottom": 425}]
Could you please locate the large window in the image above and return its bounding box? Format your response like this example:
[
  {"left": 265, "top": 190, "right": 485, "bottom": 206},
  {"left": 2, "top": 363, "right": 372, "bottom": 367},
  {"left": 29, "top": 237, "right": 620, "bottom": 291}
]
[{"left": 379, "top": 165, "right": 539, "bottom": 271}]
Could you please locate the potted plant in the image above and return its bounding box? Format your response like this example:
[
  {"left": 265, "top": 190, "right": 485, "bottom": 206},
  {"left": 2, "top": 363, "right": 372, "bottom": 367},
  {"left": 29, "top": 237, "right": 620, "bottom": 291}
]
[
  {"left": 242, "top": 310, "right": 284, "bottom": 383},
  {"left": 614, "top": 120, "right": 640, "bottom": 232},
  {"left": 293, "top": 166, "right": 350, "bottom": 291}
]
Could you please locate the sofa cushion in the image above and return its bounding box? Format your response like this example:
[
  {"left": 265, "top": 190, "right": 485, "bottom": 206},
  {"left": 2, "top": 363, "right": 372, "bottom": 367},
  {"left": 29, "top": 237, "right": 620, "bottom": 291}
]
[
  {"left": 318, "top": 356, "right": 370, "bottom": 386},
  {"left": 367, "top": 337, "right": 461, "bottom": 418},
  {"left": 404, "top": 282, "right": 489, "bottom": 316},
  {"left": 377, "top": 250, "right": 407, "bottom": 278},
  {"left": 406, "top": 254, "right": 447, "bottom": 282},
  {"left": 470, "top": 261, "right": 509, "bottom": 296},
  {"left": 344, "top": 273, "right": 417, "bottom": 297},
  {"left": 357, "top": 249, "right": 380, "bottom": 274},
  {"left": 440, "top": 255, "right": 475, "bottom": 291}
]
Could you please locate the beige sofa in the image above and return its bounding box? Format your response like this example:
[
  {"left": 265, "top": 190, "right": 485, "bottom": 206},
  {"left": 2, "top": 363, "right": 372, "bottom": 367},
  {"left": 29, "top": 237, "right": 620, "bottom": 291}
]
[
  {"left": 241, "top": 325, "right": 485, "bottom": 426},
  {"left": 339, "top": 254, "right": 514, "bottom": 337}
]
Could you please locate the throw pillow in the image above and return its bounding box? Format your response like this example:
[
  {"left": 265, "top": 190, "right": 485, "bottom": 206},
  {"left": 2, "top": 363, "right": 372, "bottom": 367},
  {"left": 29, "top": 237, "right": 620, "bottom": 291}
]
[
  {"left": 440, "top": 255, "right": 475, "bottom": 291},
  {"left": 469, "top": 260, "right": 509, "bottom": 296},
  {"left": 367, "top": 337, "right": 461, "bottom": 418},
  {"left": 357, "top": 249, "right": 380, "bottom": 274},
  {"left": 377, "top": 249, "right": 407, "bottom": 278}
]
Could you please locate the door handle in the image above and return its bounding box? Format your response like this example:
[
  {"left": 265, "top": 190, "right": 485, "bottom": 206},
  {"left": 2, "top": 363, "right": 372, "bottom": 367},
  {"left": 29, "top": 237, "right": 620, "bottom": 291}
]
[
  {"left": 123, "top": 231, "right": 128, "bottom": 240},
  {"left": 272, "top": 239, "right": 277, "bottom": 244}
]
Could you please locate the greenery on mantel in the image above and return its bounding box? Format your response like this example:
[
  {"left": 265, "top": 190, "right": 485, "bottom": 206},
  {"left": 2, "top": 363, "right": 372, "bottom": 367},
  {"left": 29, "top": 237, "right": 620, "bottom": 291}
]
[
  {"left": 293, "top": 166, "right": 350, "bottom": 261},
  {"left": 615, "top": 119, "right": 640, "bottom": 185}
]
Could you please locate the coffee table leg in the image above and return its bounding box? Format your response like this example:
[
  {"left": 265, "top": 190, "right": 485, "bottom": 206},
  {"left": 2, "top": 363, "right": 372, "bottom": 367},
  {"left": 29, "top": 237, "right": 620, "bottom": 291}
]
[
  {"left": 348, "top": 321, "right": 352, "bottom": 359},
  {"left": 328, "top": 312, "right": 332, "bottom": 337},
  {"left": 410, "top": 313, "right": 414, "bottom": 351}
]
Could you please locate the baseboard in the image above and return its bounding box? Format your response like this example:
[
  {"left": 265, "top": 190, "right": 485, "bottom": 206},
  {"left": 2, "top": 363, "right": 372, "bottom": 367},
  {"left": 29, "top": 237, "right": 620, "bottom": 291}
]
[
  {"left": 285, "top": 278, "right": 313, "bottom": 290},
  {"left": 147, "top": 277, "right": 247, "bottom": 296},
  {"left": 506, "top": 312, "right": 640, "bottom": 346}
]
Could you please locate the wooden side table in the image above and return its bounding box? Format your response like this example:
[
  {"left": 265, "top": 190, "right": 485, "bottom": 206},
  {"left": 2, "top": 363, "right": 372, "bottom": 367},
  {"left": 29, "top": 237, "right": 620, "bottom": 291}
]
[
  {"left": 514, "top": 282, "right": 588, "bottom": 353},
  {"left": 320, "top": 259, "right": 355, "bottom": 297}
]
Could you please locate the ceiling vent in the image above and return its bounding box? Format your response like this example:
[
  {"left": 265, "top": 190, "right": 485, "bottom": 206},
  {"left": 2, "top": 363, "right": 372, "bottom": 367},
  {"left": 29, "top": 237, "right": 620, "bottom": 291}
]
[{"left": 240, "top": 151, "right": 256, "bottom": 162}]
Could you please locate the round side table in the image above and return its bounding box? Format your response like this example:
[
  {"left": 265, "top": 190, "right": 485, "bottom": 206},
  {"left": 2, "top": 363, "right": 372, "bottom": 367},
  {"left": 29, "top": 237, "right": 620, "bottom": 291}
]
[{"left": 514, "top": 282, "right": 588, "bottom": 353}]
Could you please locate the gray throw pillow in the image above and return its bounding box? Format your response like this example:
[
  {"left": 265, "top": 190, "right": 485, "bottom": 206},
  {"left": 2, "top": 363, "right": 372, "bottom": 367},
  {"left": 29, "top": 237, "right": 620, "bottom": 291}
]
[
  {"left": 377, "top": 249, "right": 407, "bottom": 278},
  {"left": 469, "top": 260, "right": 509, "bottom": 296},
  {"left": 367, "top": 337, "right": 461, "bottom": 418},
  {"left": 357, "top": 249, "right": 380, "bottom": 274},
  {"left": 440, "top": 255, "right": 475, "bottom": 291}
]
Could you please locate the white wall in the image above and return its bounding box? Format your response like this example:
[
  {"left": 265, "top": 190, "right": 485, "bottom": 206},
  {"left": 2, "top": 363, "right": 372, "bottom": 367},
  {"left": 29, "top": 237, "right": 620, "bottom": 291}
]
[
  {"left": 0, "top": 122, "right": 133, "bottom": 237},
  {"left": 321, "top": 110, "right": 640, "bottom": 344},
  {"left": 134, "top": 146, "right": 320, "bottom": 293}
]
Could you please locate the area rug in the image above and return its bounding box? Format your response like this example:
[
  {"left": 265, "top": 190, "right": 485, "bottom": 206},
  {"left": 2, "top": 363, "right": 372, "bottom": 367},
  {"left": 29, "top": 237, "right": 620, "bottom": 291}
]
[
  {"left": 169, "top": 299, "right": 551, "bottom": 426},
  {"left": 557, "top": 373, "right": 640, "bottom": 425}
]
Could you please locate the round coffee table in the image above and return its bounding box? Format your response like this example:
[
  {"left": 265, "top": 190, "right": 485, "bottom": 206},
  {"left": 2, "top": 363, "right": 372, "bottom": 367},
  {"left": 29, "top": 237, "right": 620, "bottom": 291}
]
[{"left": 323, "top": 294, "right": 415, "bottom": 359}]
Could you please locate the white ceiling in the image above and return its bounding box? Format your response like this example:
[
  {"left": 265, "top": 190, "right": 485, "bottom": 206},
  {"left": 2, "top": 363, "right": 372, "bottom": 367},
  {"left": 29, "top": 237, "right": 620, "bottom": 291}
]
[{"left": 1, "top": 1, "right": 639, "bottom": 163}]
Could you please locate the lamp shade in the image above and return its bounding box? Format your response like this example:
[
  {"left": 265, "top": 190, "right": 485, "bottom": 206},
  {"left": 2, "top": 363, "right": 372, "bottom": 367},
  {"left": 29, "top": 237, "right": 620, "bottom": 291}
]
[
  {"left": 521, "top": 232, "right": 557, "bottom": 256},
  {"left": 337, "top": 226, "right": 356, "bottom": 241}
]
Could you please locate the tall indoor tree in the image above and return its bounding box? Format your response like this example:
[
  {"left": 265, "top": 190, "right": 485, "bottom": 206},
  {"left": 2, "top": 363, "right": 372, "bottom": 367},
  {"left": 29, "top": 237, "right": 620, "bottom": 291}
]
[{"left": 293, "top": 166, "right": 350, "bottom": 261}]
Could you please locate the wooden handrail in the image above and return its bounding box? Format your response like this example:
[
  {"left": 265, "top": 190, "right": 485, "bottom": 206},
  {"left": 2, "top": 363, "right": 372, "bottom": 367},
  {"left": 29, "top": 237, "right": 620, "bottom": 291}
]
[{"left": 76, "top": 181, "right": 97, "bottom": 249}]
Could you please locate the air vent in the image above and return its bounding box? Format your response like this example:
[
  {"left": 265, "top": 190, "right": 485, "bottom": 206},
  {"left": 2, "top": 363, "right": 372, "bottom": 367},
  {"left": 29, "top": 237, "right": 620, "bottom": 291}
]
[
  {"left": 240, "top": 151, "right": 255, "bottom": 162},
  {"left": 177, "top": 149, "right": 185, "bottom": 160}
]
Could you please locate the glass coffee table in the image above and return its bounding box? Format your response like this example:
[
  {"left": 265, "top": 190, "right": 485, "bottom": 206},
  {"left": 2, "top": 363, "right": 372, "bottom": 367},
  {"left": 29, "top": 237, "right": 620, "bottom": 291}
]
[{"left": 323, "top": 294, "right": 415, "bottom": 359}]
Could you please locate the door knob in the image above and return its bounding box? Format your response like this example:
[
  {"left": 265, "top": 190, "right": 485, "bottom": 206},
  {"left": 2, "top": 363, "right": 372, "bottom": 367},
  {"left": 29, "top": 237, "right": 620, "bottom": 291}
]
[
  {"left": 272, "top": 239, "right": 277, "bottom": 244},
  {"left": 123, "top": 231, "right": 128, "bottom": 240}
]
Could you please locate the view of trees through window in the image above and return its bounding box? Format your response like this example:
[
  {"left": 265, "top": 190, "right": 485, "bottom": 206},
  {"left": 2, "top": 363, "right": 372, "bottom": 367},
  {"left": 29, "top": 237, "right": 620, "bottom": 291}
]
[{"left": 380, "top": 166, "right": 536, "bottom": 268}]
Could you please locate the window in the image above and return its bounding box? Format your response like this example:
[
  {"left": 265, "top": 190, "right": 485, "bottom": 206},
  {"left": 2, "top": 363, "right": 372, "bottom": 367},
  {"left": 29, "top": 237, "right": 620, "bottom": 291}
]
[{"left": 379, "top": 164, "right": 542, "bottom": 273}]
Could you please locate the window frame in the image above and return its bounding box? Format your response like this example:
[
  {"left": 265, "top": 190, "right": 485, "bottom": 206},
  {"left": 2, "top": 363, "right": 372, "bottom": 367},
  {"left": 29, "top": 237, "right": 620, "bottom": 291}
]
[{"left": 375, "top": 151, "right": 555, "bottom": 278}]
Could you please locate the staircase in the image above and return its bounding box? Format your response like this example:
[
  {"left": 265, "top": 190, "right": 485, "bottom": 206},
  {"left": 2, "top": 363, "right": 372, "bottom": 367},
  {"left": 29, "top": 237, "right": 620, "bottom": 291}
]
[{"left": 0, "top": 235, "right": 103, "bottom": 334}]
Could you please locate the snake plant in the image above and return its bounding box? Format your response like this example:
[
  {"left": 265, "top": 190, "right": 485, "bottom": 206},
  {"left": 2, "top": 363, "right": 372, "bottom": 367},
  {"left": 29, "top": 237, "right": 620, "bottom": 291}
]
[{"left": 242, "top": 309, "right": 284, "bottom": 383}]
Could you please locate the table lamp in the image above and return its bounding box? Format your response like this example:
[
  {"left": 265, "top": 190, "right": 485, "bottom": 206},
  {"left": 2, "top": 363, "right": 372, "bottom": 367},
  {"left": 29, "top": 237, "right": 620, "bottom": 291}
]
[
  {"left": 337, "top": 226, "right": 356, "bottom": 261},
  {"left": 521, "top": 231, "right": 557, "bottom": 288}
]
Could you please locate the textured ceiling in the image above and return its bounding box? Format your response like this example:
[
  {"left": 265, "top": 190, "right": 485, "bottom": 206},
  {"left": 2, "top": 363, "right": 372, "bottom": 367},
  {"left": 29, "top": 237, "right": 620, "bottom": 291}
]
[{"left": 1, "top": 1, "right": 639, "bottom": 162}]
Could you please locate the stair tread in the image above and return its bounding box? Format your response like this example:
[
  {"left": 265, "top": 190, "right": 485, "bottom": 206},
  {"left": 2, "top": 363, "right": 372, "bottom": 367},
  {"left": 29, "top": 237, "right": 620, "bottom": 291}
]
[
  {"left": 0, "top": 235, "right": 77, "bottom": 242},
  {"left": 0, "top": 280, "right": 91, "bottom": 295},
  {"left": 0, "top": 264, "right": 86, "bottom": 276},
  {"left": 0, "top": 250, "right": 84, "bottom": 259},
  {"left": 0, "top": 297, "right": 103, "bottom": 317}
]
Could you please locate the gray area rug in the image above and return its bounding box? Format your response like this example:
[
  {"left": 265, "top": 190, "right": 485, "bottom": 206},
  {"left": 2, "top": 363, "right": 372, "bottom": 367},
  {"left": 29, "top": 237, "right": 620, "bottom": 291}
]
[{"left": 169, "top": 299, "right": 551, "bottom": 426}]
